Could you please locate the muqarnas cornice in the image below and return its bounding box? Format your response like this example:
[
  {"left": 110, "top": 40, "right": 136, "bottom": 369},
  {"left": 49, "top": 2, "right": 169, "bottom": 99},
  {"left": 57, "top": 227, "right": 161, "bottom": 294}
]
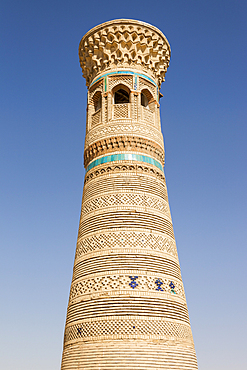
[{"left": 79, "top": 19, "right": 171, "bottom": 88}]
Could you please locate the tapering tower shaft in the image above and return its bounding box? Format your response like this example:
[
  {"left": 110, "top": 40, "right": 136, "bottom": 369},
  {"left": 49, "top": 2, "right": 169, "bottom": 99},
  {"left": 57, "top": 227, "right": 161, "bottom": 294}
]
[{"left": 61, "top": 19, "right": 198, "bottom": 369}]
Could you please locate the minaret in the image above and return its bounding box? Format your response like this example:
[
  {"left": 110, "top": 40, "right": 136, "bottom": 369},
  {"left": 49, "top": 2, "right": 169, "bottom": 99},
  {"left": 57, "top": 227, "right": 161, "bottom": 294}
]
[{"left": 61, "top": 19, "right": 198, "bottom": 369}]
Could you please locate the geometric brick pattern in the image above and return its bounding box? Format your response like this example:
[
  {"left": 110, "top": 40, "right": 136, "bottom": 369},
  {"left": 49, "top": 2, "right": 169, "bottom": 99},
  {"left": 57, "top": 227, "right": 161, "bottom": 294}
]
[
  {"left": 84, "top": 162, "right": 166, "bottom": 184},
  {"left": 84, "top": 121, "right": 164, "bottom": 148},
  {"left": 64, "top": 317, "right": 192, "bottom": 343},
  {"left": 79, "top": 19, "right": 171, "bottom": 88},
  {"left": 69, "top": 274, "right": 185, "bottom": 300},
  {"left": 91, "top": 109, "right": 101, "bottom": 127},
  {"left": 139, "top": 77, "right": 157, "bottom": 98},
  {"left": 76, "top": 230, "right": 177, "bottom": 257},
  {"left": 108, "top": 75, "right": 133, "bottom": 91},
  {"left": 113, "top": 103, "right": 129, "bottom": 118},
  {"left": 142, "top": 106, "right": 155, "bottom": 125},
  {"left": 81, "top": 192, "right": 170, "bottom": 216}
]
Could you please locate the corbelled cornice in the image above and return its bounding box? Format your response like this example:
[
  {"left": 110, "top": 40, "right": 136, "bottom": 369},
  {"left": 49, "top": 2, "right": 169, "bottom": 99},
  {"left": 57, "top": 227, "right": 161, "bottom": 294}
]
[
  {"left": 79, "top": 19, "right": 171, "bottom": 88},
  {"left": 84, "top": 135, "right": 165, "bottom": 168}
]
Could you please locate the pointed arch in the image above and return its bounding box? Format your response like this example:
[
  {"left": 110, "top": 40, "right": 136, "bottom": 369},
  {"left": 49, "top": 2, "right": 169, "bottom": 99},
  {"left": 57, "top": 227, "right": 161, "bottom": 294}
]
[{"left": 112, "top": 84, "right": 130, "bottom": 104}]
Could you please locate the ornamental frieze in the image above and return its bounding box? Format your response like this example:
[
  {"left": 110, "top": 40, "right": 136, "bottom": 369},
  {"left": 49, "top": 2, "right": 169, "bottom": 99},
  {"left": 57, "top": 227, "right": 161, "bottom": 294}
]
[{"left": 84, "top": 135, "right": 164, "bottom": 168}]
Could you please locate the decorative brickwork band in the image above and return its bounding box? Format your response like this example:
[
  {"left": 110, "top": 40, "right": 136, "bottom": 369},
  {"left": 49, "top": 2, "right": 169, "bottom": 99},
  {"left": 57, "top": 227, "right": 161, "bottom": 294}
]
[
  {"left": 75, "top": 230, "right": 177, "bottom": 257},
  {"left": 84, "top": 136, "right": 164, "bottom": 168},
  {"left": 90, "top": 70, "right": 158, "bottom": 90},
  {"left": 86, "top": 153, "right": 163, "bottom": 172},
  {"left": 81, "top": 192, "right": 170, "bottom": 216},
  {"left": 84, "top": 121, "right": 164, "bottom": 148},
  {"left": 69, "top": 274, "right": 185, "bottom": 301},
  {"left": 64, "top": 316, "right": 193, "bottom": 343}
]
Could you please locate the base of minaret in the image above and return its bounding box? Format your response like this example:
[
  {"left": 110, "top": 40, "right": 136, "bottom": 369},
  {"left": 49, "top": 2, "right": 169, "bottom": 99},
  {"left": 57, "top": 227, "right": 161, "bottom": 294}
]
[{"left": 62, "top": 340, "right": 197, "bottom": 369}]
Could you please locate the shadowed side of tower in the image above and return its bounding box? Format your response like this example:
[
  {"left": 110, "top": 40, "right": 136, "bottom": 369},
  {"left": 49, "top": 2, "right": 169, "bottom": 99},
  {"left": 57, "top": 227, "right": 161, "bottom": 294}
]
[{"left": 61, "top": 19, "right": 198, "bottom": 369}]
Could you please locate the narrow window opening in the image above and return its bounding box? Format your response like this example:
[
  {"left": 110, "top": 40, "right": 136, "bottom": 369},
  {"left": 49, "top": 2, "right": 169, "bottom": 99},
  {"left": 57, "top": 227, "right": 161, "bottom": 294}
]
[
  {"left": 114, "top": 89, "right": 129, "bottom": 104},
  {"left": 141, "top": 92, "right": 149, "bottom": 108},
  {"left": 92, "top": 91, "right": 102, "bottom": 112},
  {"left": 95, "top": 96, "right": 102, "bottom": 111}
]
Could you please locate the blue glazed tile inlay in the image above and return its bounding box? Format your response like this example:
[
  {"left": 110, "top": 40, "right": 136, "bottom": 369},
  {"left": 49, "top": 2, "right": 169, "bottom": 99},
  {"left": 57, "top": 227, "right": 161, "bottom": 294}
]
[
  {"left": 90, "top": 70, "right": 157, "bottom": 89},
  {"left": 129, "top": 276, "right": 138, "bottom": 289},
  {"left": 86, "top": 153, "right": 163, "bottom": 172},
  {"left": 155, "top": 278, "right": 164, "bottom": 291},
  {"left": 169, "top": 281, "right": 175, "bottom": 289},
  {"left": 134, "top": 74, "right": 138, "bottom": 90},
  {"left": 77, "top": 328, "right": 82, "bottom": 335},
  {"left": 169, "top": 281, "right": 176, "bottom": 294}
]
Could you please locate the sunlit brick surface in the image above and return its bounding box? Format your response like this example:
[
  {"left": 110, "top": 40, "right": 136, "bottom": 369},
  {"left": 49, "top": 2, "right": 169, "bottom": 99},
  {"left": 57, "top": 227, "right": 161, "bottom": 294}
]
[{"left": 61, "top": 19, "right": 198, "bottom": 369}]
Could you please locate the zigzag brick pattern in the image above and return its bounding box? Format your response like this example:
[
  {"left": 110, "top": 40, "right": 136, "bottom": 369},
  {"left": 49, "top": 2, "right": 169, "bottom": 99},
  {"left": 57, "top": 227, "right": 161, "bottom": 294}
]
[{"left": 61, "top": 19, "right": 198, "bottom": 369}]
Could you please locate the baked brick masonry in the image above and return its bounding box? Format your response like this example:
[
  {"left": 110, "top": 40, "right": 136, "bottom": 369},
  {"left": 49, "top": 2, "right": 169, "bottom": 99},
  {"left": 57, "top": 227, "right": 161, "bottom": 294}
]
[{"left": 61, "top": 19, "right": 198, "bottom": 369}]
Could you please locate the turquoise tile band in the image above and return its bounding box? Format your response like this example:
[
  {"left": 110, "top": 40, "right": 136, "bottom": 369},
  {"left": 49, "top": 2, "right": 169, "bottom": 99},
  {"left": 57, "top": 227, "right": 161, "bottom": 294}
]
[
  {"left": 90, "top": 70, "right": 157, "bottom": 88},
  {"left": 86, "top": 153, "right": 164, "bottom": 172}
]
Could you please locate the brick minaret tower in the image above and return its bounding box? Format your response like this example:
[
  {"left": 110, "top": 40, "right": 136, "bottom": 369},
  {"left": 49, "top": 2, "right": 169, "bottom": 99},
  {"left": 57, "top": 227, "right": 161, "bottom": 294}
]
[{"left": 61, "top": 19, "right": 198, "bottom": 369}]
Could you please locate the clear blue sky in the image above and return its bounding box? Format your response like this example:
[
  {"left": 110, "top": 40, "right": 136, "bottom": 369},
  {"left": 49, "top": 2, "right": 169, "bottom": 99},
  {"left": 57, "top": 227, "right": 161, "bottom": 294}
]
[{"left": 1, "top": 1, "right": 246, "bottom": 369}]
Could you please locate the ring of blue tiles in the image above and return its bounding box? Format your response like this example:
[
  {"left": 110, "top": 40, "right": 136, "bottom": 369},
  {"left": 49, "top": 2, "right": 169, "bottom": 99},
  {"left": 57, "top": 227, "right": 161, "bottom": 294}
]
[
  {"left": 90, "top": 70, "right": 157, "bottom": 89},
  {"left": 86, "top": 154, "right": 164, "bottom": 172}
]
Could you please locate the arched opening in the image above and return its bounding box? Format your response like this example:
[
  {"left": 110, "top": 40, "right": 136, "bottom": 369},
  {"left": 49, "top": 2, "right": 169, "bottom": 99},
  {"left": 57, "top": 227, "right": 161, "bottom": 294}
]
[
  {"left": 140, "top": 88, "right": 156, "bottom": 125},
  {"left": 90, "top": 90, "right": 102, "bottom": 127},
  {"left": 141, "top": 89, "right": 153, "bottom": 109},
  {"left": 141, "top": 92, "right": 149, "bottom": 107},
  {"left": 113, "top": 85, "right": 130, "bottom": 104},
  {"left": 92, "top": 91, "right": 102, "bottom": 112},
  {"left": 112, "top": 84, "right": 130, "bottom": 119}
]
